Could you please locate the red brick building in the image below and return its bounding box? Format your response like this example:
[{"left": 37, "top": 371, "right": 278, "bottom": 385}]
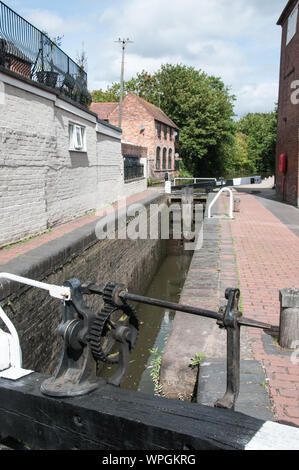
[
  {"left": 90, "top": 93, "right": 179, "bottom": 179},
  {"left": 276, "top": 0, "right": 299, "bottom": 206},
  {"left": 0, "top": 39, "right": 32, "bottom": 79}
]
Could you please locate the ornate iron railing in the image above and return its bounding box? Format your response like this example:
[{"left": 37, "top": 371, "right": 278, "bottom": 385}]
[
  {"left": 123, "top": 154, "right": 144, "bottom": 181},
  {"left": 0, "top": 1, "right": 91, "bottom": 106}
]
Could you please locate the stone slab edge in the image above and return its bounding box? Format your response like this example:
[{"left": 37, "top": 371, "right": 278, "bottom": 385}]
[{"left": 160, "top": 192, "right": 222, "bottom": 400}]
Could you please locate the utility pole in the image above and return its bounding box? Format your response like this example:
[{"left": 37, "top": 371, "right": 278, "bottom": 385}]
[{"left": 114, "top": 38, "right": 133, "bottom": 128}]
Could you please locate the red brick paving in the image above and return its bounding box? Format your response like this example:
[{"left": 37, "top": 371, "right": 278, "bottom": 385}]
[
  {"left": 230, "top": 192, "right": 299, "bottom": 427},
  {"left": 0, "top": 190, "right": 155, "bottom": 266}
]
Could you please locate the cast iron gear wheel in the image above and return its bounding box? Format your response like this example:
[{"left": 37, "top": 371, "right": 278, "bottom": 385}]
[
  {"left": 102, "top": 281, "right": 127, "bottom": 306},
  {"left": 102, "top": 281, "right": 117, "bottom": 304},
  {"left": 88, "top": 302, "right": 139, "bottom": 364}
]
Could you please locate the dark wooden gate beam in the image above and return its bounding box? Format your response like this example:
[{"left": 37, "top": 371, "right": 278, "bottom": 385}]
[{"left": 0, "top": 372, "right": 294, "bottom": 451}]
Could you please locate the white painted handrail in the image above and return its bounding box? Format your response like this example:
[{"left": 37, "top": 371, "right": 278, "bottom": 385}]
[
  {"left": 0, "top": 273, "right": 71, "bottom": 379},
  {"left": 0, "top": 305, "right": 22, "bottom": 368},
  {"left": 208, "top": 187, "right": 233, "bottom": 219},
  {"left": 0, "top": 273, "right": 71, "bottom": 300}
]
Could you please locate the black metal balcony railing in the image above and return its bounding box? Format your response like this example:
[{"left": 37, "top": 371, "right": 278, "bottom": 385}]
[
  {"left": 0, "top": 1, "right": 91, "bottom": 107},
  {"left": 123, "top": 155, "right": 144, "bottom": 181}
]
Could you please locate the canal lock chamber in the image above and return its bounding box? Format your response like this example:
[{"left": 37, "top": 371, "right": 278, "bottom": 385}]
[
  {"left": 0, "top": 192, "right": 207, "bottom": 398},
  {"left": 100, "top": 191, "right": 207, "bottom": 396}
]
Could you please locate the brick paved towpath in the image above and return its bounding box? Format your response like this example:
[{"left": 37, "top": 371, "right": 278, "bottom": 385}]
[
  {"left": 0, "top": 189, "right": 158, "bottom": 266},
  {"left": 230, "top": 190, "right": 299, "bottom": 427}
]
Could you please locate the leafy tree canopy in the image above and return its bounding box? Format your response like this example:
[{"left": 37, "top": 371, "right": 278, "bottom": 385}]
[
  {"left": 90, "top": 65, "right": 277, "bottom": 178},
  {"left": 236, "top": 110, "right": 277, "bottom": 175}
]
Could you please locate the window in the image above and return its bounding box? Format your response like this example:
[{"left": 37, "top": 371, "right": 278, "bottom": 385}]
[
  {"left": 162, "top": 148, "right": 167, "bottom": 169},
  {"left": 156, "top": 122, "right": 161, "bottom": 138},
  {"left": 69, "top": 123, "right": 86, "bottom": 151},
  {"left": 168, "top": 148, "right": 172, "bottom": 169},
  {"left": 170, "top": 128, "right": 173, "bottom": 140},
  {"left": 287, "top": 2, "right": 298, "bottom": 45},
  {"left": 156, "top": 147, "right": 161, "bottom": 169},
  {"left": 163, "top": 125, "right": 167, "bottom": 139}
]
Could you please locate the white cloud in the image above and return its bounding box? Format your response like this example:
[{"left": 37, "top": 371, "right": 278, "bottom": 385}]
[
  {"left": 22, "top": 8, "right": 92, "bottom": 37},
  {"left": 91, "top": 0, "right": 285, "bottom": 116},
  {"left": 235, "top": 82, "right": 279, "bottom": 117},
  {"left": 11, "top": 0, "right": 286, "bottom": 116},
  {"left": 97, "top": 0, "right": 283, "bottom": 57}
]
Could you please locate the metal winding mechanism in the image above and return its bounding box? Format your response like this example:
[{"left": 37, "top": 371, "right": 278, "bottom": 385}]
[
  {"left": 0, "top": 272, "right": 275, "bottom": 407},
  {"left": 214, "top": 288, "right": 242, "bottom": 411},
  {"left": 41, "top": 278, "right": 99, "bottom": 397},
  {"left": 88, "top": 281, "right": 139, "bottom": 386},
  {"left": 41, "top": 279, "right": 139, "bottom": 397}
]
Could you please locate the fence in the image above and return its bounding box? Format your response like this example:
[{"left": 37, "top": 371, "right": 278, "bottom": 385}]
[
  {"left": 0, "top": 1, "right": 91, "bottom": 106},
  {"left": 123, "top": 154, "right": 144, "bottom": 181}
]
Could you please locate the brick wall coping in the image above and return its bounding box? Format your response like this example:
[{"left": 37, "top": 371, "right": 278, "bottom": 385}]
[{"left": 124, "top": 177, "right": 146, "bottom": 184}]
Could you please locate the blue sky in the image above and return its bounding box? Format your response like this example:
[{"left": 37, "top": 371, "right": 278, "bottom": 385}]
[{"left": 3, "top": 0, "right": 288, "bottom": 118}]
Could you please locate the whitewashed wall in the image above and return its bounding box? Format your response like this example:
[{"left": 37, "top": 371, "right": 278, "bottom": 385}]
[
  {"left": 95, "top": 121, "right": 125, "bottom": 208},
  {"left": 0, "top": 71, "right": 146, "bottom": 247}
]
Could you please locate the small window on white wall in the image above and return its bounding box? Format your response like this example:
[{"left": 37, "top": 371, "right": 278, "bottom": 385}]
[
  {"left": 69, "top": 123, "right": 86, "bottom": 151},
  {"left": 287, "top": 2, "right": 299, "bottom": 45}
]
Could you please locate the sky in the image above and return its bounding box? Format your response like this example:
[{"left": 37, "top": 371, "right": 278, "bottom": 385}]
[{"left": 3, "top": 0, "right": 288, "bottom": 118}]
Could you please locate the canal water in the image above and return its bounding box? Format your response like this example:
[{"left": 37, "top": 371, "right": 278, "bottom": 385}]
[
  {"left": 101, "top": 247, "right": 193, "bottom": 394},
  {"left": 100, "top": 194, "right": 206, "bottom": 394}
]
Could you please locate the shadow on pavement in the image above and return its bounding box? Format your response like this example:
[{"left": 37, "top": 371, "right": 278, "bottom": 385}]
[{"left": 236, "top": 186, "right": 299, "bottom": 238}]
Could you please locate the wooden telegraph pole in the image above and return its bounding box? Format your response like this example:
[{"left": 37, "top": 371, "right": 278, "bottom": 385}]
[{"left": 114, "top": 38, "right": 133, "bottom": 128}]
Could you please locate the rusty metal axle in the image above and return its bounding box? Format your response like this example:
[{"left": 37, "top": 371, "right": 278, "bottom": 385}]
[{"left": 84, "top": 282, "right": 277, "bottom": 411}]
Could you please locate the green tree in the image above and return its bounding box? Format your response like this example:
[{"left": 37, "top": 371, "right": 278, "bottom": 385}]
[
  {"left": 230, "top": 132, "right": 256, "bottom": 175},
  {"left": 155, "top": 64, "right": 236, "bottom": 177},
  {"left": 91, "top": 71, "right": 159, "bottom": 103},
  {"left": 91, "top": 79, "right": 134, "bottom": 102},
  {"left": 130, "top": 70, "right": 159, "bottom": 103},
  {"left": 236, "top": 110, "right": 277, "bottom": 174},
  {"left": 91, "top": 64, "right": 236, "bottom": 177}
]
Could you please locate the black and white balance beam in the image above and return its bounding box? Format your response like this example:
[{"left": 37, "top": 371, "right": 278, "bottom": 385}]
[{"left": 0, "top": 372, "right": 298, "bottom": 450}]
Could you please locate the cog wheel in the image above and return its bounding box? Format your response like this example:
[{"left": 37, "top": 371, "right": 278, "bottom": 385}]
[
  {"left": 102, "top": 281, "right": 127, "bottom": 306},
  {"left": 102, "top": 281, "right": 117, "bottom": 304},
  {"left": 89, "top": 302, "right": 139, "bottom": 364}
]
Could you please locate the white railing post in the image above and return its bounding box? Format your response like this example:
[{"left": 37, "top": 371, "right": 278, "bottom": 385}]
[
  {"left": 0, "top": 305, "right": 22, "bottom": 369},
  {"left": 165, "top": 180, "right": 171, "bottom": 194},
  {"left": 208, "top": 187, "right": 233, "bottom": 219},
  {"left": 0, "top": 273, "right": 72, "bottom": 380}
]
